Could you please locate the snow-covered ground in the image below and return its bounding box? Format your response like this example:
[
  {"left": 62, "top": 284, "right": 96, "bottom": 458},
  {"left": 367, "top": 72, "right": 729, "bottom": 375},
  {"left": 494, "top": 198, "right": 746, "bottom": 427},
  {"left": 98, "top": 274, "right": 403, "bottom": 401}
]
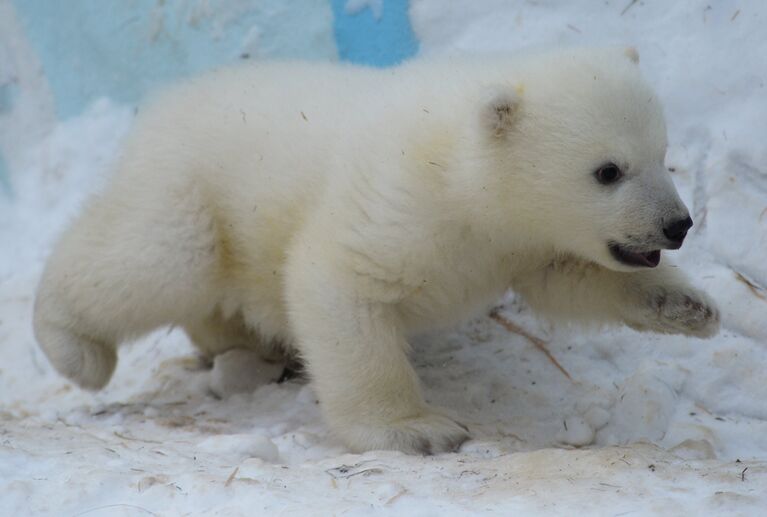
[{"left": 2, "top": 1, "right": 767, "bottom": 515}]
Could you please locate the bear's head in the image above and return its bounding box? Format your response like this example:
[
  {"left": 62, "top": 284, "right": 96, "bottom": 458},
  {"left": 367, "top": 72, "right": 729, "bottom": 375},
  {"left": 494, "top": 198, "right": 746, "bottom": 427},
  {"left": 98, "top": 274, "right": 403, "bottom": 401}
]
[{"left": 471, "top": 47, "right": 691, "bottom": 272}]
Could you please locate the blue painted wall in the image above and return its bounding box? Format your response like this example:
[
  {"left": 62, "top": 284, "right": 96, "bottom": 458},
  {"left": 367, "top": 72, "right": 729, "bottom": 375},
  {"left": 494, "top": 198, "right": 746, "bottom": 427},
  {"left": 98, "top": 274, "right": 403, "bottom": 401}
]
[
  {"left": 10, "top": 0, "right": 418, "bottom": 119},
  {"left": 0, "top": 1, "right": 419, "bottom": 193}
]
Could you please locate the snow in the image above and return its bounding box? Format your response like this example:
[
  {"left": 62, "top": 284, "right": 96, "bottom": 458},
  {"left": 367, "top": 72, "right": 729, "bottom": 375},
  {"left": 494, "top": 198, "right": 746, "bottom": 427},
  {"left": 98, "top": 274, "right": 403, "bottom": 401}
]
[
  {"left": 209, "top": 349, "right": 285, "bottom": 399},
  {"left": 2, "top": 1, "right": 767, "bottom": 514}
]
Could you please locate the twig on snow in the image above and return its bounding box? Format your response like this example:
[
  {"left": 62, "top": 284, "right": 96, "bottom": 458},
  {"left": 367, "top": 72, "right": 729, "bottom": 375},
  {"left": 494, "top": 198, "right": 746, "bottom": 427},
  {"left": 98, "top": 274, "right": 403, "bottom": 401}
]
[
  {"left": 325, "top": 467, "right": 384, "bottom": 479},
  {"left": 113, "top": 431, "right": 163, "bottom": 444},
  {"left": 225, "top": 467, "right": 239, "bottom": 487},
  {"left": 621, "top": 0, "right": 638, "bottom": 16},
  {"left": 489, "top": 309, "right": 573, "bottom": 382},
  {"left": 325, "top": 460, "right": 389, "bottom": 479},
  {"left": 733, "top": 271, "right": 767, "bottom": 301},
  {"left": 385, "top": 487, "right": 409, "bottom": 505},
  {"left": 73, "top": 504, "right": 157, "bottom": 516}
]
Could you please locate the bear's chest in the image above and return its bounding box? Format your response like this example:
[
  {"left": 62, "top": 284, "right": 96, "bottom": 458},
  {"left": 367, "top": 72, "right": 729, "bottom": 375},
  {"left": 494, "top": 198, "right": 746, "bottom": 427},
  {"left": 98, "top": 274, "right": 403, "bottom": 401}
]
[{"left": 399, "top": 247, "right": 514, "bottom": 332}]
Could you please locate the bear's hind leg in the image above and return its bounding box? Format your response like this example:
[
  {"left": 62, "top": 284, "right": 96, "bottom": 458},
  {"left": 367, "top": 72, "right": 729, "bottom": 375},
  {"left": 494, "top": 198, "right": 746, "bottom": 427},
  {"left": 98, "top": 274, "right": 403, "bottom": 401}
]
[
  {"left": 34, "top": 182, "right": 221, "bottom": 389},
  {"left": 185, "top": 310, "right": 296, "bottom": 395},
  {"left": 184, "top": 310, "right": 278, "bottom": 360},
  {"left": 33, "top": 309, "right": 117, "bottom": 391}
]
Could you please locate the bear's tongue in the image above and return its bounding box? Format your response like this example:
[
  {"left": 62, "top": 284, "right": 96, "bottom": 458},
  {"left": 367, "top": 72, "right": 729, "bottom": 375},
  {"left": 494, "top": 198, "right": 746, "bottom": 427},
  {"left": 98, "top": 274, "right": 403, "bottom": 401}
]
[
  {"left": 629, "top": 249, "right": 661, "bottom": 267},
  {"left": 610, "top": 244, "right": 662, "bottom": 267}
]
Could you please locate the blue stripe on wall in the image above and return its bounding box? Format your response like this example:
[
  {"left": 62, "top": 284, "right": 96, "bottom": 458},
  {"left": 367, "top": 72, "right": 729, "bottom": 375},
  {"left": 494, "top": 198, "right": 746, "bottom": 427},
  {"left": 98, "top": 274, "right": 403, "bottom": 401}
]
[
  {"left": 7, "top": 0, "right": 418, "bottom": 125},
  {"left": 11, "top": 0, "right": 338, "bottom": 119},
  {"left": 331, "top": 0, "right": 418, "bottom": 67},
  {"left": 0, "top": 80, "right": 15, "bottom": 196},
  {"left": 0, "top": 154, "right": 11, "bottom": 198}
]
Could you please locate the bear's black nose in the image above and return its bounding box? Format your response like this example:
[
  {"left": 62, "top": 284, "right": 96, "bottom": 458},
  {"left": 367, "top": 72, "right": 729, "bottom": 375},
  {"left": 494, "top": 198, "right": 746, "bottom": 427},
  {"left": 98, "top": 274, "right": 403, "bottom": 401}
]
[{"left": 663, "top": 216, "right": 693, "bottom": 244}]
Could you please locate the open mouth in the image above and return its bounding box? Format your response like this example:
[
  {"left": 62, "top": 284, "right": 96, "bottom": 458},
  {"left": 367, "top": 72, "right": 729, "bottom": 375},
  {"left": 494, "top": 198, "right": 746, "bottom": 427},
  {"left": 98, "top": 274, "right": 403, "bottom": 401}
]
[{"left": 609, "top": 243, "right": 661, "bottom": 268}]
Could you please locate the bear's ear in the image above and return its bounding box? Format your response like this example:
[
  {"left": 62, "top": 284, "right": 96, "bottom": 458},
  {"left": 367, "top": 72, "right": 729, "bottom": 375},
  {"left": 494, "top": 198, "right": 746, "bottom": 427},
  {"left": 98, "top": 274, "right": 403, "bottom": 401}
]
[
  {"left": 623, "top": 46, "right": 640, "bottom": 64},
  {"left": 482, "top": 87, "right": 521, "bottom": 137}
]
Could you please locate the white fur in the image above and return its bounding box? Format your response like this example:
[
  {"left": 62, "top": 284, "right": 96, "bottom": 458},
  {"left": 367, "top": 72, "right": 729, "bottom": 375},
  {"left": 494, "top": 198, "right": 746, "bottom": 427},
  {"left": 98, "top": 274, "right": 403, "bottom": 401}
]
[{"left": 33, "top": 48, "right": 719, "bottom": 454}]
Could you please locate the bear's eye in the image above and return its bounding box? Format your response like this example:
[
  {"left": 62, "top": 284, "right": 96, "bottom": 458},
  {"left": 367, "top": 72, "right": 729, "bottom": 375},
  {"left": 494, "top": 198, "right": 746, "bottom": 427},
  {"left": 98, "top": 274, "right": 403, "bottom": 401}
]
[{"left": 594, "top": 163, "right": 623, "bottom": 185}]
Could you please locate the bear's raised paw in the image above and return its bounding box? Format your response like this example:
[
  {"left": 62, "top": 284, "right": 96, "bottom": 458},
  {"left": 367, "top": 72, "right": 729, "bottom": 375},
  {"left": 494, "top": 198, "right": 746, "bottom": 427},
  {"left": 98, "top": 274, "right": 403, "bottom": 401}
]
[{"left": 630, "top": 284, "right": 720, "bottom": 338}]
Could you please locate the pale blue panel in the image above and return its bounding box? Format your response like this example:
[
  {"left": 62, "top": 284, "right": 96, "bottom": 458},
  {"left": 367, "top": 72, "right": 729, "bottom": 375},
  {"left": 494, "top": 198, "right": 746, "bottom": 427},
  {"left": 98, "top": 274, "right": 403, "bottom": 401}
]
[{"left": 12, "top": 0, "right": 338, "bottom": 118}]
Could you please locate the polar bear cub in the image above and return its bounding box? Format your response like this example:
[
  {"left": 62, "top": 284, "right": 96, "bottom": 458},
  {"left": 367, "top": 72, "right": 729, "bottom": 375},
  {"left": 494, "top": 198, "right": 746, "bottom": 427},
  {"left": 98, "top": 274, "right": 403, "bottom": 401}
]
[{"left": 34, "top": 48, "right": 719, "bottom": 454}]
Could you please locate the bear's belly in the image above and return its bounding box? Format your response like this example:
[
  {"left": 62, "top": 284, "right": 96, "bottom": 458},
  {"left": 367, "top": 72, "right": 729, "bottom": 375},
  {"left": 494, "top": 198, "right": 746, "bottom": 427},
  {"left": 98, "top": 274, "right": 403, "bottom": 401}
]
[{"left": 208, "top": 196, "right": 311, "bottom": 347}]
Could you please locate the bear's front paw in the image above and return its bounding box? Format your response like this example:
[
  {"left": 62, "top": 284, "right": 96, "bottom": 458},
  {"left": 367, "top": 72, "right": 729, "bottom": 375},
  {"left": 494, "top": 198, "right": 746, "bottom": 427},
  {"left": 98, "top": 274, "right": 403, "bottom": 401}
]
[
  {"left": 629, "top": 285, "right": 720, "bottom": 338},
  {"left": 336, "top": 411, "right": 470, "bottom": 455}
]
